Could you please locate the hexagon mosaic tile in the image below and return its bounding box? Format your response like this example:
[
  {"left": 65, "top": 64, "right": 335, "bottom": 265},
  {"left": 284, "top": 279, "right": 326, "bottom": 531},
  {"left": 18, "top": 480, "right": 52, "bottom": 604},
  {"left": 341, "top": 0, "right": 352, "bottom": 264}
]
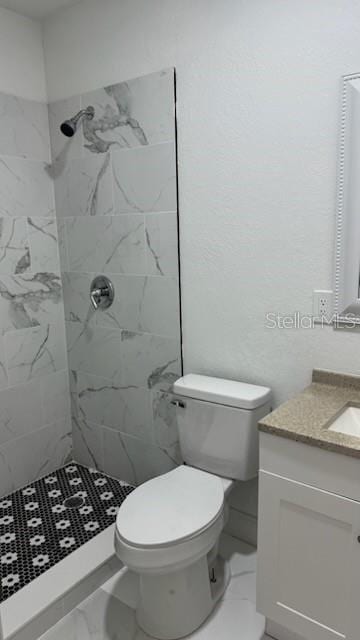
[{"left": 0, "top": 463, "right": 134, "bottom": 602}]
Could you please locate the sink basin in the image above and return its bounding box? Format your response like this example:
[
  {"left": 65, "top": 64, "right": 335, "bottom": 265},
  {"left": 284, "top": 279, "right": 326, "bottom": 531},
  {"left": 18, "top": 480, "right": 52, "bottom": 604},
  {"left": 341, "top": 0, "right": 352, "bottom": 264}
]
[{"left": 328, "top": 406, "right": 360, "bottom": 438}]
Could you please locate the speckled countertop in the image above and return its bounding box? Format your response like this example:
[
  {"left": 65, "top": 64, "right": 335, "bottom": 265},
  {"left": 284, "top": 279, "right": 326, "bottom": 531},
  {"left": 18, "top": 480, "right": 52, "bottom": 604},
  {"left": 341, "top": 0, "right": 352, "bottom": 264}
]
[{"left": 258, "top": 369, "right": 360, "bottom": 459}]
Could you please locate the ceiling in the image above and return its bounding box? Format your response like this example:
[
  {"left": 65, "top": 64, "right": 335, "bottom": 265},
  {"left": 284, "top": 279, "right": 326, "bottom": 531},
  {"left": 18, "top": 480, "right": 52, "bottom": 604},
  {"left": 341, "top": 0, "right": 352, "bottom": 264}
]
[{"left": 0, "top": 0, "right": 82, "bottom": 19}]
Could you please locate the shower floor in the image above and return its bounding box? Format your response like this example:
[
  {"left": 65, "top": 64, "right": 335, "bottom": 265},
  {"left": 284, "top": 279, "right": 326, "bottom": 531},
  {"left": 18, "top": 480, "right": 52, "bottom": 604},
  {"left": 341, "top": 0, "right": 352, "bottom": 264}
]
[{"left": 0, "top": 463, "right": 134, "bottom": 603}]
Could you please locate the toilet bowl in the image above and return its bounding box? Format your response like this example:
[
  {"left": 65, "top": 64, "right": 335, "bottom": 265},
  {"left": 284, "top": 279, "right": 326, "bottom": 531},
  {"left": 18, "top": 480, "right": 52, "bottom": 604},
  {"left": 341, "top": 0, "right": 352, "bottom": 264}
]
[
  {"left": 115, "top": 465, "right": 232, "bottom": 639},
  {"left": 115, "top": 374, "right": 272, "bottom": 640}
]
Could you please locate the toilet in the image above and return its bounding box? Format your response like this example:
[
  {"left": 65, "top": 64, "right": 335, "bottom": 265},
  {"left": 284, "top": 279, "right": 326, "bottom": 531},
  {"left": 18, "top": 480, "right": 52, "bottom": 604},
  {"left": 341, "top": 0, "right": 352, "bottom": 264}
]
[{"left": 114, "top": 374, "right": 271, "bottom": 640}]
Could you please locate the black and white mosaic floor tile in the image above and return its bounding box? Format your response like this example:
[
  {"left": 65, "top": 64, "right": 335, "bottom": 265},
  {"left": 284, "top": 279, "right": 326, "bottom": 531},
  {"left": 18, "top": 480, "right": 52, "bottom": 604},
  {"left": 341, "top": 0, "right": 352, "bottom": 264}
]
[{"left": 0, "top": 463, "right": 134, "bottom": 603}]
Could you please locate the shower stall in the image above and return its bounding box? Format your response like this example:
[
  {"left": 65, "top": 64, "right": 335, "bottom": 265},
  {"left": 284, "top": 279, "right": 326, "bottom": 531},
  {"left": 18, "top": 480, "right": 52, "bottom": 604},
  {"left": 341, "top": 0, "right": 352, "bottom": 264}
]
[{"left": 0, "top": 68, "right": 182, "bottom": 640}]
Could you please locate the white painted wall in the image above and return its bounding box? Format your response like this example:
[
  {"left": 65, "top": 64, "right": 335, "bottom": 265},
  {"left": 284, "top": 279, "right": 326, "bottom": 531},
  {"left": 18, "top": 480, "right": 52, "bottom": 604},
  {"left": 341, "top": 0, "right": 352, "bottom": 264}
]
[
  {"left": 43, "top": 0, "right": 360, "bottom": 407},
  {"left": 0, "top": 6, "right": 46, "bottom": 101}
]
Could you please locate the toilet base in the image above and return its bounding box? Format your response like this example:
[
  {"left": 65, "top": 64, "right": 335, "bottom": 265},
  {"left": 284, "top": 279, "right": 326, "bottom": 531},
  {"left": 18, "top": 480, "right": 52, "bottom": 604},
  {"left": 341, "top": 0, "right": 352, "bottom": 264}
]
[{"left": 136, "top": 554, "right": 230, "bottom": 640}]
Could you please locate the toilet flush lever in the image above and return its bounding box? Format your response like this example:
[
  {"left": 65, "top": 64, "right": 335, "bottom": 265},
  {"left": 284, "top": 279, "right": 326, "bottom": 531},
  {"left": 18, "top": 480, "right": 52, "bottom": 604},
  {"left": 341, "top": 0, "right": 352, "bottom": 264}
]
[{"left": 171, "top": 398, "right": 186, "bottom": 409}]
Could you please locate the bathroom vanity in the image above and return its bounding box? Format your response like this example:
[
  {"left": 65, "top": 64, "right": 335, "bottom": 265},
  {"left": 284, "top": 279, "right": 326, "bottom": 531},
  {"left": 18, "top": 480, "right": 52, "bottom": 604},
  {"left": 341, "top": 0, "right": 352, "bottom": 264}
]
[{"left": 256, "top": 370, "right": 360, "bottom": 640}]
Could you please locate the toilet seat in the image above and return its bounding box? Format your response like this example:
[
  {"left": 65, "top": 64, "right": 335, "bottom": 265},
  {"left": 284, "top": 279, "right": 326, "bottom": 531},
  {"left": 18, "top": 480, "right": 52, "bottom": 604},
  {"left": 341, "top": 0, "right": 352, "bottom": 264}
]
[{"left": 116, "top": 466, "right": 224, "bottom": 549}]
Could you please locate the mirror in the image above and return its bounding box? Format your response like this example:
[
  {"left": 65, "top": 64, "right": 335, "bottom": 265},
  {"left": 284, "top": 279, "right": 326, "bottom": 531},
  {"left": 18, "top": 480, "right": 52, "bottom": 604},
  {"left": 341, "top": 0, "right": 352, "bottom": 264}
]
[{"left": 334, "top": 72, "right": 360, "bottom": 324}]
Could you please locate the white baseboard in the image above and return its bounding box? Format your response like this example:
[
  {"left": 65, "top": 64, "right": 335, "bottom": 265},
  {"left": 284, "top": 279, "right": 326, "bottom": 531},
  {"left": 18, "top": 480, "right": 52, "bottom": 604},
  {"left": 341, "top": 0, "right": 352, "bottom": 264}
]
[{"left": 224, "top": 507, "right": 258, "bottom": 547}]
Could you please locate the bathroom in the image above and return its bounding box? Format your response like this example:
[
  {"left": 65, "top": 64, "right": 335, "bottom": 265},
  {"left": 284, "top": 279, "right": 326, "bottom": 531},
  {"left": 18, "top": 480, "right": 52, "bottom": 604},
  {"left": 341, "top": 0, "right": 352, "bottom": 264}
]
[{"left": 1, "top": 1, "right": 360, "bottom": 639}]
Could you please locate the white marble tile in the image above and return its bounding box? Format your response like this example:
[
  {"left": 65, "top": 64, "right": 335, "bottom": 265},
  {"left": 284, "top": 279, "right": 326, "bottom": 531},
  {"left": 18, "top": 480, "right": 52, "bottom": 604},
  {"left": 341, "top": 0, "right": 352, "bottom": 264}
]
[
  {"left": 112, "top": 142, "right": 177, "bottom": 214},
  {"left": 62, "top": 272, "right": 93, "bottom": 324},
  {"left": 101, "top": 567, "right": 139, "bottom": 611},
  {"left": 0, "top": 419, "right": 71, "bottom": 497},
  {"left": 189, "top": 598, "right": 265, "bottom": 640},
  {"left": 54, "top": 153, "right": 113, "bottom": 218},
  {"left": 0, "top": 156, "right": 54, "bottom": 218},
  {"left": 0, "top": 334, "right": 8, "bottom": 389},
  {"left": 56, "top": 218, "right": 69, "bottom": 271},
  {"left": 40, "top": 588, "right": 137, "bottom": 640},
  {"left": 77, "top": 370, "right": 151, "bottom": 441},
  {"left": 152, "top": 390, "right": 182, "bottom": 465},
  {"left": 145, "top": 213, "right": 179, "bottom": 276},
  {"left": 67, "top": 322, "right": 181, "bottom": 390},
  {"left": 0, "top": 378, "right": 42, "bottom": 446},
  {"left": 28, "top": 218, "right": 60, "bottom": 272},
  {"left": 48, "top": 96, "right": 83, "bottom": 163},
  {"left": 40, "top": 369, "right": 70, "bottom": 427},
  {"left": 5, "top": 322, "right": 67, "bottom": 385},
  {"left": 81, "top": 68, "right": 175, "bottom": 154},
  {"left": 0, "top": 217, "right": 30, "bottom": 275},
  {"left": 102, "top": 428, "right": 177, "bottom": 485},
  {"left": 0, "top": 273, "right": 63, "bottom": 334},
  {"left": 96, "top": 274, "right": 180, "bottom": 338},
  {"left": 72, "top": 416, "right": 103, "bottom": 470},
  {"left": 66, "top": 215, "right": 146, "bottom": 274},
  {"left": 0, "top": 93, "right": 50, "bottom": 161}
]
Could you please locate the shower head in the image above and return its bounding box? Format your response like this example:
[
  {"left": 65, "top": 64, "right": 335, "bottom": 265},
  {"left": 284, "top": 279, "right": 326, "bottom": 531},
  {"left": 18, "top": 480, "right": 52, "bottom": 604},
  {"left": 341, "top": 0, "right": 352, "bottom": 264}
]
[{"left": 60, "top": 105, "right": 95, "bottom": 137}]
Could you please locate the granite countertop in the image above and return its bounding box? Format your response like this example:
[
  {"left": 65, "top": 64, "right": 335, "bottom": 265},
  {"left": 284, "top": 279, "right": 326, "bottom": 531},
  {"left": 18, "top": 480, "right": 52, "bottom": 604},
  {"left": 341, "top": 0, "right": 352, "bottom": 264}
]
[{"left": 258, "top": 369, "right": 360, "bottom": 458}]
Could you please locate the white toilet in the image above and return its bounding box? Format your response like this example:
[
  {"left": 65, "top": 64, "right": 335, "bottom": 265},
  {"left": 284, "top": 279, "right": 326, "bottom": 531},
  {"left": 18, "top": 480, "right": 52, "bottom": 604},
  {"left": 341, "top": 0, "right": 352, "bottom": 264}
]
[{"left": 114, "top": 374, "right": 271, "bottom": 640}]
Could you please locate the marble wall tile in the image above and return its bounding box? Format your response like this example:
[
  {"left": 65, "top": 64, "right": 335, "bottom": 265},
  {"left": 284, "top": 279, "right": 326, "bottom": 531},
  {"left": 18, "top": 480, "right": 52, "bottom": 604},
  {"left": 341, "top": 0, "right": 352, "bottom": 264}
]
[
  {"left": 5, "top": 322, "right": 67, "bottom": 385},
  {"left": 145, "top": 213, "right": 179, "bottom": 276},
  {"left": 103, "top": 428, "right": 177, "bottom": 485},
  {"left": 76, "top": 370, "right": 151, "bottom": 441},
  {"left": 0, "top": 93, "right": 50, "bottom": 161},
  {"left": 0, "top": 273, "right": 63, "bottom": 334},
  {"left": 0, "top": 378, "right": 42, "bottom": 446},
  {"left": 56, "top": 218, "right": 69, "bottom": 271},
  {"left": 0, "top": 157, "right": 54, "bottom": 218},
  {"left": 41, "top": 369, "right": 70, "bottom": 426},
  {"left": 66, "top": 215, "right": 146, "bottom": 274},
  {"left": 62, "top": 272, "right": 93, "bottom": 324},
  {"left": 81, "top": 68, "right": 175, "bottom": 155},
  {"left": 48, "top": 96, "right": 83, "bottom": 163},
  {"left": 112, "top": 142, "right": 177, "bottom": 214},
  {"left": 96, "top": 274, "right": 180, "bottom": 339},
  {"left": 72, "top": 416, "right": 103, "bottom": 470},
  {"left": 0, "top": 419, "right": 72, "bottom": 497},
  {"left": 28, "top": 218, "right": 60, "bottom": 272},
  {"left": 54, "top": 153, "right": 113, "bottom": 218},
  {"left": 152, "top": 390, "right": 183, "bottom": 465},
  {"left": 67, "top": 322, "right": 181, "bottom": 391},
  {"left": 0, "top": 334, "right": 8, "bottom": 389},
  {"left": 0, "top": 217, "right": 30, "bottom": 275}
]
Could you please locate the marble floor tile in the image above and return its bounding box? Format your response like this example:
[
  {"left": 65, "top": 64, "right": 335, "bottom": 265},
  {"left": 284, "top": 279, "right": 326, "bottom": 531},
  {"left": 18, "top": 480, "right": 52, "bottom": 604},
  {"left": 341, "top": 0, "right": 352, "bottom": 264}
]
[{"left": 38, "top": 534, "right": 270, "bottom": 640}]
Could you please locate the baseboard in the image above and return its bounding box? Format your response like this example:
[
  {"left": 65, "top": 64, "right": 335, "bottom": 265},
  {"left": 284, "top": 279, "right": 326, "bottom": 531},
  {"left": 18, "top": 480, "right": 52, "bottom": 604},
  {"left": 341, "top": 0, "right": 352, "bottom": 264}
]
[
  {"left": 224, "top": 507, "right": 258, "bottom": 547},
  {"left": 266, "top": 619, "right": 306, "bottom": 640}
]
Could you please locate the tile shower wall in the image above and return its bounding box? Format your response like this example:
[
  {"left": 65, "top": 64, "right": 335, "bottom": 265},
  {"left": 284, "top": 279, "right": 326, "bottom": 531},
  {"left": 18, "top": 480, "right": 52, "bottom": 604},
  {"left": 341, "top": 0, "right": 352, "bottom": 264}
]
[
  {"left": 0, "top": 92, "right": 71, "bottom": 497},
  {"left": 49, "top": 69, "right": 182, "bottom": 485}
]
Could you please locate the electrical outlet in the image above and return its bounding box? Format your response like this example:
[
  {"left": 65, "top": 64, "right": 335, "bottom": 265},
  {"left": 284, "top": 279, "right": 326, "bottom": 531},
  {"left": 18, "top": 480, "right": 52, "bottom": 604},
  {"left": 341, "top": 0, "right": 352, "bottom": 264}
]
[{"left": 313, "top": 290, "right": 333, "bottom": 324}]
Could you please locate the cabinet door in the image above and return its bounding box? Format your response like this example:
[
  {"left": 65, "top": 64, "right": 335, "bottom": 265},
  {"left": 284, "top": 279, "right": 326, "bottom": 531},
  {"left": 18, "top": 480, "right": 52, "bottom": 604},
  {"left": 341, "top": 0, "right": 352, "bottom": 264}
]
[{"left": 257, "top": 471, "right": 360, "bottom": 640}]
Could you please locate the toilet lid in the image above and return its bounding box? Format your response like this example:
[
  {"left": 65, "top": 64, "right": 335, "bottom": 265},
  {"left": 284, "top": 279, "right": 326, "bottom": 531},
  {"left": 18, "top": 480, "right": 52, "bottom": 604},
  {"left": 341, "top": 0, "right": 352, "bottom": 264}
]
[{"left": 116, "top": 466, "right": 224, "bottom": 548}]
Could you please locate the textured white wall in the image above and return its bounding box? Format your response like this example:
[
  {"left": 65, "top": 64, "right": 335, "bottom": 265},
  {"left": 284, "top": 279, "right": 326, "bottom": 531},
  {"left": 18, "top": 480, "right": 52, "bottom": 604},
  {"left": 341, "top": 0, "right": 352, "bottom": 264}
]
[
  {"left": 43, "top": 0, "right": 360, "bottom": 408},
  {"left": 0, "top": 7, "right": 47, "bottom": 101}
]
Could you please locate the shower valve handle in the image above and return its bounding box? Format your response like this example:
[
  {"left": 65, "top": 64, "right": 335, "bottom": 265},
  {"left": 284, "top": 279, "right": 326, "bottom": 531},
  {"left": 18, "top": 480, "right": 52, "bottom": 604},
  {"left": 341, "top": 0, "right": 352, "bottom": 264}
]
[{"left": 90, "top": 276, "right": 114, "bottom": 310}]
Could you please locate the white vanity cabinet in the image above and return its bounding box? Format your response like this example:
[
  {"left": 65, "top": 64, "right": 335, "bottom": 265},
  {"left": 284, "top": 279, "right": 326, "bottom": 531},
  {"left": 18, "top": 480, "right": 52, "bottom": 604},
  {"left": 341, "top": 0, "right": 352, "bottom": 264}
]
[{"left": 257, "top": 432, "right": 360, "bottom": 640}]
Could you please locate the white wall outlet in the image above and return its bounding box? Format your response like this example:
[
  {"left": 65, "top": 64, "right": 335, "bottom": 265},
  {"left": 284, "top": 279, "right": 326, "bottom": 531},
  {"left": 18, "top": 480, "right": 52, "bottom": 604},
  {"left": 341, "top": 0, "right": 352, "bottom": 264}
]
[{"left": 313, "top": 290, "right": 333, "bottom": 324}]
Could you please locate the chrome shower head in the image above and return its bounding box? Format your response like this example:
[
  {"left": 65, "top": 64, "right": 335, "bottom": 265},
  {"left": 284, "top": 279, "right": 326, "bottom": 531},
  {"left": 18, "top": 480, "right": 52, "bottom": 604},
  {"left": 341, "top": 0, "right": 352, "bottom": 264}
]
[{"left": 60, "top": 105, "right": 95, "bottom": 137}]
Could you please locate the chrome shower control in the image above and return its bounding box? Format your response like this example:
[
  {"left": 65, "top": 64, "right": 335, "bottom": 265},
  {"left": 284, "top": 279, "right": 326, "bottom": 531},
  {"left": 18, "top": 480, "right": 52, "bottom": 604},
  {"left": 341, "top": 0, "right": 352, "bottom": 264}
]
[{"left": 90, "top": 275, "right": 114, "bottom": 310}]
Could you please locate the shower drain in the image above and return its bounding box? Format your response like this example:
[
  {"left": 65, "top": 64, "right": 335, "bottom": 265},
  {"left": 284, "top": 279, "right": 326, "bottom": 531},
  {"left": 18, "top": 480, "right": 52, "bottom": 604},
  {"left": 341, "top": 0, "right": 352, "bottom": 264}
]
[{"left": 63, "top": 495, "right": 85, "bottom": 509}]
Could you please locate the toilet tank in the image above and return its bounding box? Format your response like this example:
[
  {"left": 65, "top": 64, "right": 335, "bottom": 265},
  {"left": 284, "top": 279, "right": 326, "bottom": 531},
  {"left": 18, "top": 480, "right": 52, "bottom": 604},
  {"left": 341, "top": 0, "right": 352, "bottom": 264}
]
[{"left": 173, "top": 374, "right": 271, "bottom": 481}]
